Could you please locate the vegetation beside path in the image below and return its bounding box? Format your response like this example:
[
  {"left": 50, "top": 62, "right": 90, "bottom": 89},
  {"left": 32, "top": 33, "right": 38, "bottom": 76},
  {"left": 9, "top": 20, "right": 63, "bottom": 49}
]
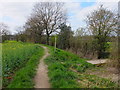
[
  {"left": 2, "top": 41, "right": 118, "bottom": 88},
  {"left": 45, "top": 45, "right": 118, "bottom": 88},
  {"left": 2, "top": 41, "right": 44, "bottom": 88}
]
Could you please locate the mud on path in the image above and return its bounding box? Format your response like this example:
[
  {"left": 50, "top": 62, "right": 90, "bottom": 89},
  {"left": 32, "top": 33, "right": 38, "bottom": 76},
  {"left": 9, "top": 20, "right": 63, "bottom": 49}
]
[{"left": 34, "top": 46, "right": 50, "bottom": 88}]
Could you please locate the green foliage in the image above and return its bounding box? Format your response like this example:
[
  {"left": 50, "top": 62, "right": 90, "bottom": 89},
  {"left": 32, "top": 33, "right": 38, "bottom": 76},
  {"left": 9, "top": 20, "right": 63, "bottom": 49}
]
[
  {"left": 78, "top": 74, "right": 118, "bottom": 88},
  {"left": 45, "top": 45, "right": 118, "bottom": 88},
  {"left": 108, "top": 41, "right": 119, "bottom": 68},
  {"left": 86, "top": 6, "right": 117, "bottom": 59},
  {"left": 93, "top": 37, "right": 110, "bottom": 59},
  {"left": 45, "top": 46, "right": 94, "bottom": 88},
  {"left": 2, "top": 41, "right": 44, "bottom": 87},
  {"left": 49, "top": 35, "right": 58, "bottom": 46},
  {"left": 57, "top": 23, "right": 73, "bottom": 49},
  {"left": 4, "top": 40, "right": 18, "bottom": 43},
  {"left": 7, "top": 47, "right": 44, "bottom": 88}
]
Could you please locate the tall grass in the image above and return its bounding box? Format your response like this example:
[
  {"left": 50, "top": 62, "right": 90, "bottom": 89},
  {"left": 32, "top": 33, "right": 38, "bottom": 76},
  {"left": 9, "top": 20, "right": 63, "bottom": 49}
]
[
  {"left": 45, "top": 45, "right": 118, "bottom": 88},
  {"left": 45, "top": 45, "right": 94, "bottom": 88}
]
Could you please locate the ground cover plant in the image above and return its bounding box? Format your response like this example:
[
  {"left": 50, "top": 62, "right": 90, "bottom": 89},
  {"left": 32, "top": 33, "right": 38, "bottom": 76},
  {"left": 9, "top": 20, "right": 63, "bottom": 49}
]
[
  {"left": 2, "top": 41, "right": 44, "bottom": 87},
  {"left": 45, "top": 45, "right": 118, "bottom": 88}
]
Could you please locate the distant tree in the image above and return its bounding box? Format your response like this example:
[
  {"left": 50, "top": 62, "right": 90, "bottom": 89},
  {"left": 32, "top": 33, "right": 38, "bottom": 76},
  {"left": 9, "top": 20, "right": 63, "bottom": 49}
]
[
  {"left": 24, "top": 16, "right": 44, "bottom": 43},
  {"left": 28, "top": 2, "right": 67, "bottom": 45},
  {"left": 15, "top": 27, "right": 27, "bottom": 42},
  {"left": 58, "top": 23, "right": 73, "bottom": 49},
  {"left": 75, "top": 27, "right": 87, "bottom": 37},
  {"left": 86, "top": 5, "right": 118, "bottom": 59},
  {"left": 0, "top": 23, "right": 11, "bottom": 42},
  {"left": 74, "top": 28, "right": 87, "bottom": 54}
]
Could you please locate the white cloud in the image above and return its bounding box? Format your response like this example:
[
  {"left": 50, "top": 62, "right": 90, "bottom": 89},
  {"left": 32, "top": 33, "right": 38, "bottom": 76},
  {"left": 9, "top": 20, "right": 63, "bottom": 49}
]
[
  {"left": 0, "top": 0, "right": 77, "bottom": 2},
  {"left": 0, "top": 0, "right": 119, "bottom": 34},
  {"left": 96, "top": 0, "right": 119, "bottom": 2},
  {"left": 0, "top": 2, "right": 35, "bottom": 33},
  {"left": 1, "top": 0, "right": 119, "bottom": 2},
  {"left": 68, "top": 1, "right": 118, "bottom": 31},
  {"left": 65, "top": 2, "right": 81, "bottom": 15}
]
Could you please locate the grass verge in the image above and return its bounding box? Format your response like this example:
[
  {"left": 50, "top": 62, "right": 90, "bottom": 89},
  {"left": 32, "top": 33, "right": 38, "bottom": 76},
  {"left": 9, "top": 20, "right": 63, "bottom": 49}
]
[{"left": 45, "top": 45, "right": 118, "bottom": 88}]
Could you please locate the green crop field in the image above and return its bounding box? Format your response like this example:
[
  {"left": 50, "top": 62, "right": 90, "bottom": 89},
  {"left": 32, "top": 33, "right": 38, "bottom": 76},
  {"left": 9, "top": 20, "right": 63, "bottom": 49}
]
[{"left": 2, "top": 41, "right": 44, "bottom": 87}]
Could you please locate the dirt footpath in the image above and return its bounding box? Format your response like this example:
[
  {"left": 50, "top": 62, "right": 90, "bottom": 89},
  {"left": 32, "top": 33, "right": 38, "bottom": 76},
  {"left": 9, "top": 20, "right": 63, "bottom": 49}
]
[{"left": 34, "top": 46, "right": 50, "bottom": 88}]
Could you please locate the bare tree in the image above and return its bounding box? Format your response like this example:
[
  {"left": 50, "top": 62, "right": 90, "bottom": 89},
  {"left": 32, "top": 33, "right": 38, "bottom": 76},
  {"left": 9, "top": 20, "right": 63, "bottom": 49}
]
[
  {"left": 0, "top": 23, "right": 10, "bottom": 35},
  {"left": 0, "top": 23, "right": 11, "bottom": 42},
  {"left": 25, "top": 15, "right": 44, "bottom": 43},
  {"left": 28, "top": 2, "right": 67, "bottom": 45},
  {"left": 86, "top": 5, "right": 118, "bottom": 59},
  {"left": 15, "top": 27, "right": 27, "bottom": 42}
]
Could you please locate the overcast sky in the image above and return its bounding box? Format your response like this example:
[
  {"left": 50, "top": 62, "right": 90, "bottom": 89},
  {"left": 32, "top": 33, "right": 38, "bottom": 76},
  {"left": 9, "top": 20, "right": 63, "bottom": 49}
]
[{"left": 0, "top": 0, "right": 119, "bottom": 34}]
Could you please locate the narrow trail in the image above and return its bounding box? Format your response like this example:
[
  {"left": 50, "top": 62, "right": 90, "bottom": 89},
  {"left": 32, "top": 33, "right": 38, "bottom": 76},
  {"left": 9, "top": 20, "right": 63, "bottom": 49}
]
[{"left": 34, "top": 46, "right": 50, "bottom": 88}]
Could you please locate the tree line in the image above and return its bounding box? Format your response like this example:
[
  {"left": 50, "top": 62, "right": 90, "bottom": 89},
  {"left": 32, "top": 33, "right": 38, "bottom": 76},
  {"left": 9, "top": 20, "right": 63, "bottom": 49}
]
[{"left": 1, "top": 2, "right": 118, "bottom": 60}]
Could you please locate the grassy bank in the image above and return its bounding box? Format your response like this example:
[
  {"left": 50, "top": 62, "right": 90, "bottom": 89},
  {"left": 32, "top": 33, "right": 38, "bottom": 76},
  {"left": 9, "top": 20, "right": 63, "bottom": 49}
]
[
  {"left": 45, "top": 45, "right": 118, "bottom": 88},
  {"left": 2, "top": 41, "right": 44, "bottom": 88}
]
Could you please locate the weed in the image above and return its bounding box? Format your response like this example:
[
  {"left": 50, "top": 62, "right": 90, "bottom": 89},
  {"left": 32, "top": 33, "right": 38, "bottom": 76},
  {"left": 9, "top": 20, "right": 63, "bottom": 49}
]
[{"left": 45, "top": 45, "right": 118, "bottom": 88}]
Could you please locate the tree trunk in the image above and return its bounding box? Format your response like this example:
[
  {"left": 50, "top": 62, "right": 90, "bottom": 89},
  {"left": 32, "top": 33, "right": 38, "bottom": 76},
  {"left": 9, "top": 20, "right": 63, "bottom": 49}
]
[
  {"left": 46, "top": 35, "right": 49, "bottom": 45},
  {"left": 98, "top": 50, "right": 102, "bottom": 59}
]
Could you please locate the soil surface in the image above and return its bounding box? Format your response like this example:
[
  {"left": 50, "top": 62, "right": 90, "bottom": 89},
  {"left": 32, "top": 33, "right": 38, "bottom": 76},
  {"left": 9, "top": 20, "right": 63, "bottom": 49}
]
[{"left": 34, "top": 46, "right": 50, "bottom": 88}]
